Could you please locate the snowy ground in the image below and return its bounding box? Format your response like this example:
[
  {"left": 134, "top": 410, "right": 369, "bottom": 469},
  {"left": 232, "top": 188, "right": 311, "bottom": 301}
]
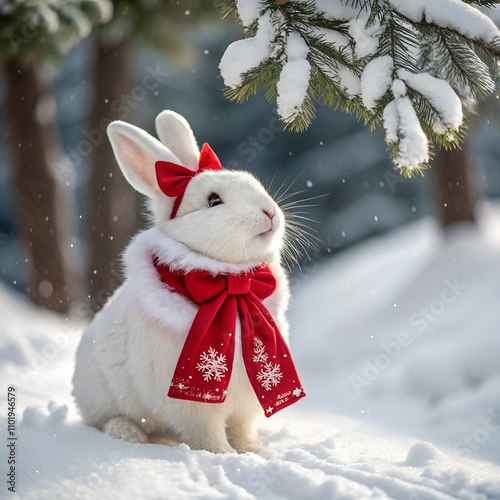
[{"left": 1, "top": 203, "right": 500, "bottom": 499}]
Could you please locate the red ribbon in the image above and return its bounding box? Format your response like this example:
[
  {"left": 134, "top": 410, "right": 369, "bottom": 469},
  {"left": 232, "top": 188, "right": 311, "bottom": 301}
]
[
  {"left": 153, "top": 259, "right": 306, "bottom": 417},
  {"left": 155, "top": 142, "right": 223, "bottom": 219}
]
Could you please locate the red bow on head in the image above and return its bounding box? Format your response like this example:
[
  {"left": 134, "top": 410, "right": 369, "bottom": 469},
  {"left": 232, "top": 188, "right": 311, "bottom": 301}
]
[
  {"left": 155, "top": 142, "right": 223, "bottom": 219},
  {"left": 153, "top": 259, "right": 306, "bottom": 417}
]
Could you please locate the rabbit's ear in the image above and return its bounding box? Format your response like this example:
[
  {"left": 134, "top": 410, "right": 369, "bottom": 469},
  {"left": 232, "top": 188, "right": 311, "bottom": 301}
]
[
  {"left": 155, "top": 110, "right": 199, "bottom": 171},
  {"left": 107, "top": 121, "right": 182, "bottom": 198}
]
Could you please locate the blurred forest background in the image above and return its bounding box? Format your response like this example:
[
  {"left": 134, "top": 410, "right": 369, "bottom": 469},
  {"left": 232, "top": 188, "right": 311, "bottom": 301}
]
[{"left": 0, "top": 1, "right": 499, "bottom": 317}]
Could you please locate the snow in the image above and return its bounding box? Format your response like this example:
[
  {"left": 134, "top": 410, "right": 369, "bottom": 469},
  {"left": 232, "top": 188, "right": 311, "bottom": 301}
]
[
  {"left": 349, "top": 14, "right": 381, "bottom": 59},
  {"left": 37, "top": 4, "right": 60, "bottom": 34},
  {"left": 337, "top": 65, "right": 361, "bottom": 97},
  {"left": 2, "top": 205, "right": 500, "bottom": 498},
  {"left": 276, "top": 59, "right": 311, "bottom": 121},
  {"left": 399, "top": 69, "right": 463, "bottom": 130},
  {"left": 393, "top": 95, "right": 429, "bottom": 170},
  {"left": 285, "top": 31, "right": 309, "bottom": 60},
  {"left": 66, "top": 9, "right": 93, "bottom": 41},
  {"left": 314, "top": 27, "right": 350, "bottom": 49},
  {"left": 382, "top": 80, "right": 429, "bottom": 169},
  {"left": 388, "top": 0, "right": 500, "bottom": 43},
  {"left": 392, "top": 79, "right": 406, "bottom": 99},
  {"left": 290, "top": 202, "right": 500, "bottom": 463},
  {"left": 276, "top": 32, "right": 311, "bottom": 122},
  {"left": 361, "top": 56, "right": 394, "bottom": 110},
  {"left": 383, "top": 100, "right": 399, "bottom": 143},
  {"left": 219, "top": 12, "right": 274, "bottom": 88},
  {"left": 93, "top": 0, "right": 114, "bottom": 24},
  {"left": 236, "top": 0, "right": 262, "bottom": 27},
  {"left": 314, "top": 0, "right": 360, "bottom": 21}
]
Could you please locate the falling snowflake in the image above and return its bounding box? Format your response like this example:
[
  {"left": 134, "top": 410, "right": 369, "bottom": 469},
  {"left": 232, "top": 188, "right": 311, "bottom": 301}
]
[
  {"left": 256, "top": 362, "right": 283, "bottom": 391},
  {"left": 196, "top": 347, "right": 228, "bottom": 382},
  {"left": 252, "top": 338, "right": 269, "bottom": 364}
]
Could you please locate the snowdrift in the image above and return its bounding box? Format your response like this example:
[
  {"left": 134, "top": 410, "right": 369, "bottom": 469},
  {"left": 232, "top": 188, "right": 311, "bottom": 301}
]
[{"left": 1, "top": 203, "right": 499, "bottom": 499}]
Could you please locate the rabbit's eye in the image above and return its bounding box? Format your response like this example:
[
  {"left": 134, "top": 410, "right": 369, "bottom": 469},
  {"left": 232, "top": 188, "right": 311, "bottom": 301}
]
[{"left": 208, "top": 193, "right": 223, "bottom": 208}]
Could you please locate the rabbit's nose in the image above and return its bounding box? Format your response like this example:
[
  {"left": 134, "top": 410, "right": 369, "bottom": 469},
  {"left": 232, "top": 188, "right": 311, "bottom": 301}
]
[{"left": 263, "top": 209, "right": 275, "bottom": 221}]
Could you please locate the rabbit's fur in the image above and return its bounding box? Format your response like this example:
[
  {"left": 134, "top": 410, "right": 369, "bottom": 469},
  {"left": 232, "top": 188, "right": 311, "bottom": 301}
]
[{"left": 72, "top": 111, "right": 290, "bottom": 453}]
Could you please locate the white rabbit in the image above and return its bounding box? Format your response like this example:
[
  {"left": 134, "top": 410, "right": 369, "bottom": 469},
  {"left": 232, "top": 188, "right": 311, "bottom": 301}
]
[{"left": 72, "top": 110, "right": 303, "bottom": 454}]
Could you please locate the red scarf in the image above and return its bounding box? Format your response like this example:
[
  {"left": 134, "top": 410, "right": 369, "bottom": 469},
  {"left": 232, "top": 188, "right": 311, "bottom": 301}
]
[{"left": 154, "top": 259, "right": 305, "bottom": 417}]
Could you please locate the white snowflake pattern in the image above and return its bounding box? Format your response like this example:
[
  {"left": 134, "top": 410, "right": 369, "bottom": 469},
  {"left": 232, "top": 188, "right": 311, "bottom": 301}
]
[
  {"left": 252, "top": 338, "right": 269, "bottom": 363},
  {"left": 196, "top": 347, "right": 228, "bottom": 382},
  {"left": 202, "top": 392, "right": 218, "bottom": 400},
  {"left": 256, "top": 362, "right": 283, "bottom": 391}
]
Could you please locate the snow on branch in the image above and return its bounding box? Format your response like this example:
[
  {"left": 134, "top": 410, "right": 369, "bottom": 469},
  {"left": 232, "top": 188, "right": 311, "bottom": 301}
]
[
  {"left": 276, "top": 31, "right": 311, "bottom": 121},
  {"left": 387, "top": 0, "right": 500, "bottom": 43},
  {"left": 384, "top": 79, "right": 429, "bottom": 169},
  {"left": 219, "top": 0, "right": 500, "bottom": 175},
  {"left": 219, "top": 11, "right": 274, "bottom": 87},
  {"left": 0, "top": 0, "right": 113, "bottom": 62}
]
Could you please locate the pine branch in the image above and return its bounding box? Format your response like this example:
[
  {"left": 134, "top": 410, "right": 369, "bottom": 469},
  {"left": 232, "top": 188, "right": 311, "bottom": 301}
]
[
  {"left": 216, "top": 0, "right": 240, "bottom": 21},
  {"left": 346, "top": 0, "right": 377, "bottom": 10},
  {"left": 0, "top": 0, "right": 112, "bottom": 64},
  {"left": 405, "top": 86, "right": 464, "bottom": 148},
  {"left": 219, "top": 0, "right": 500, "bottom": 174},
  {"left": 378, "top": 9, "right": 419, "bottom": 73},
  {"left": 431, "top": 28, "right": 496, "bottom": 99},
  {"left": 224, "top": 57, "right": 282, "bottom": 103}
]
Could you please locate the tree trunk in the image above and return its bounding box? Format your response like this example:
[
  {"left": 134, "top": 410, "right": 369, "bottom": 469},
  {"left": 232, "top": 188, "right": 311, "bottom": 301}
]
[
  {"left": 431, "top": 143, "right": 478, "bottom": 228},
  {"left": 86, "top": 37, "right": 140, "bottom": 313},
  {"left": 4, "top": 58, "right": 73, "bottom": 313}
]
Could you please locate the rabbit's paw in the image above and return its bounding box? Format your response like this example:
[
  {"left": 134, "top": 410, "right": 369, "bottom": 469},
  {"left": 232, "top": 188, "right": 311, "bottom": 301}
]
[
  {"left": 226, "top": 415, "right": 262, "bottom": 453},
  {"left": 185, "top": 433, "right": 236, "bottom": 454},
  {"left": 228, "top": 433, "right": 262, "bottom": 454},
  {"left": 102, "top": 416, "right": 148, "bottom": 443}
]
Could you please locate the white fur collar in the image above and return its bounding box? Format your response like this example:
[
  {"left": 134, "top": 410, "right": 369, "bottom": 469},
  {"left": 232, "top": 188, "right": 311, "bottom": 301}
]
[
  {"left": 122, "top": 227, "right": 262, "bottom": 337},
  {"left": 135, "top": 227, "right": 263, "bottom": 275}
]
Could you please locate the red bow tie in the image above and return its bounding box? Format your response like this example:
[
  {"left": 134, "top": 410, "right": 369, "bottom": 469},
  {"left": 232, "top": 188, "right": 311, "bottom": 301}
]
[
  {"left": 153, "top": 259, "right": 305, "bottom": 417},
  {"left": 155, "top": 142, "right": 223, "bottom": 219}
]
